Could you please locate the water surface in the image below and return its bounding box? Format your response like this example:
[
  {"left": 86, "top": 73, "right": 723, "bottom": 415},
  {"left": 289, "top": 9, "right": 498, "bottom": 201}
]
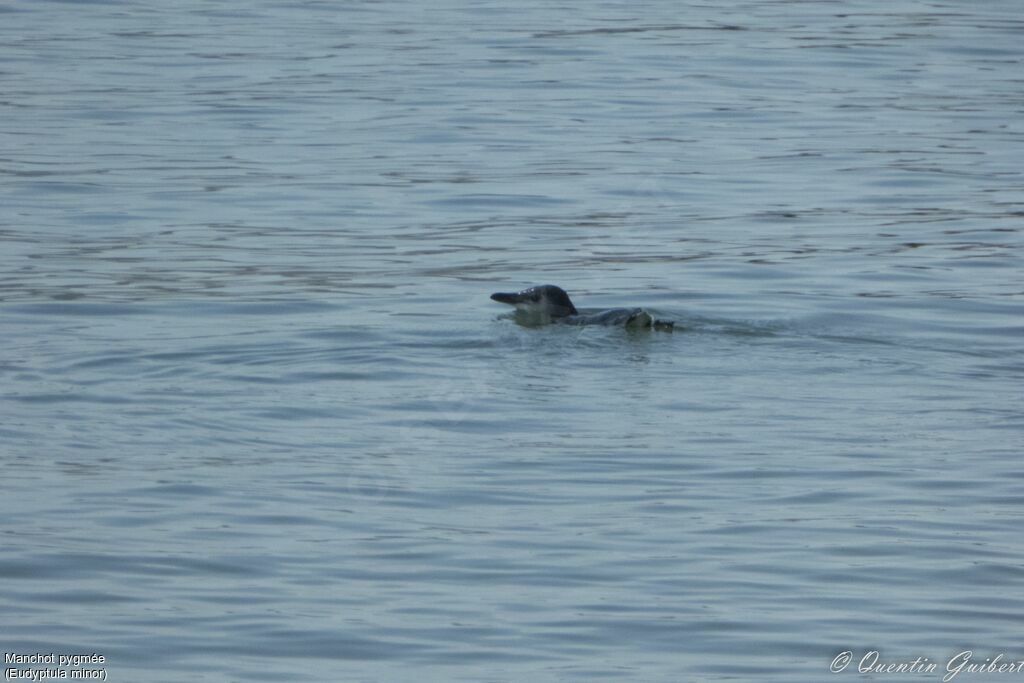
[{"left": 2, "top": 1, "right": 1023, "bottom": 680}]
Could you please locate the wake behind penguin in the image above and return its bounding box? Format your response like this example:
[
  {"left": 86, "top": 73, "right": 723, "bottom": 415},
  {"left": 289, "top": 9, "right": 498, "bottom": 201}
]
[{"left": 490, "top": 284, "right": 674, "bottom": 331}]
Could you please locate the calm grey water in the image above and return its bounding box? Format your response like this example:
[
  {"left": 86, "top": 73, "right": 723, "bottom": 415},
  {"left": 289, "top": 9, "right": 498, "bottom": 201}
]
[{"left": 2, "top": 1, "right": 1023, "bottom": 681}]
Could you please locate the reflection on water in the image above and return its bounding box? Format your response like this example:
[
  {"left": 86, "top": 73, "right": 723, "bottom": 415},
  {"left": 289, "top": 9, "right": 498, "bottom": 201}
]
[{"left": 2, "top": 0, "right": 1023, "bottom": 681}]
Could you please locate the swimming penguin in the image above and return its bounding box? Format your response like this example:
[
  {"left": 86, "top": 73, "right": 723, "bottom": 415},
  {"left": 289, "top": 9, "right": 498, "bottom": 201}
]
[{"left": 490, "top": 284, "right": 674, "bottom": 331}]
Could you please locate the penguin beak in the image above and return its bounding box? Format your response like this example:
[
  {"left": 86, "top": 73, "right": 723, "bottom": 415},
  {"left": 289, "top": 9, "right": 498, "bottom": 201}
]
[{"left": 490, "top": 292, "right": 525, "bottom": 305}]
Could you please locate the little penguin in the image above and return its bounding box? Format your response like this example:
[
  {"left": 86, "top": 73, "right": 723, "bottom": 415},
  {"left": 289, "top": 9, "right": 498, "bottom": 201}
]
[{"left": 490, "top": 284, "right": 674, "bottom": 331}]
